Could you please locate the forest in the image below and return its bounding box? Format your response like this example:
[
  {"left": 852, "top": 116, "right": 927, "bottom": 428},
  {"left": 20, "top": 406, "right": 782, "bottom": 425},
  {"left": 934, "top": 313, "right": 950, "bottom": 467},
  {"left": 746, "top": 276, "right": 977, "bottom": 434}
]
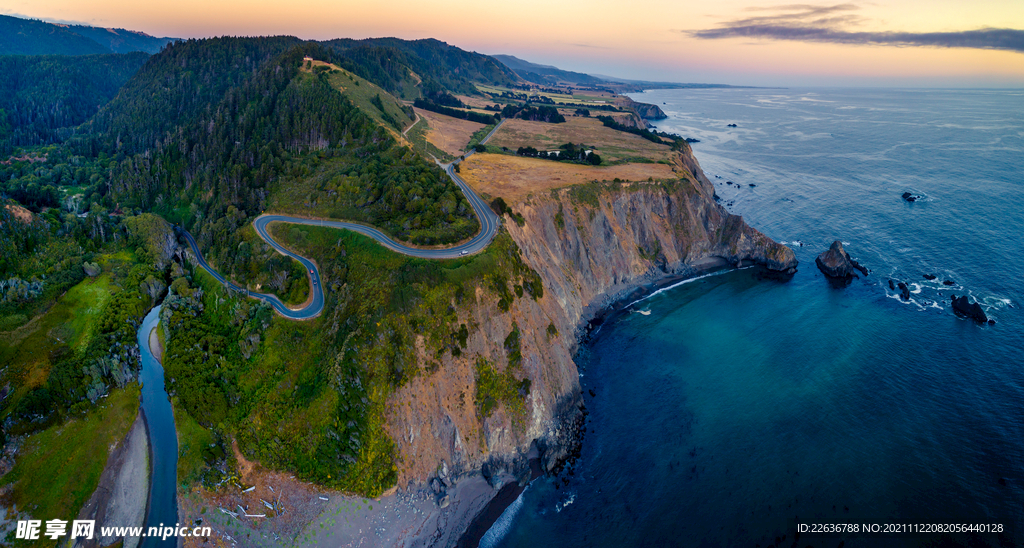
[
  {"left": 0, "top": 53, "right": 150, "bottom": 154},
  {"left": 0, "top": 34, "right": 539, "bottom": 501},
  {"left": 501, "top": 104, "right": 566, "bottom": 123}
]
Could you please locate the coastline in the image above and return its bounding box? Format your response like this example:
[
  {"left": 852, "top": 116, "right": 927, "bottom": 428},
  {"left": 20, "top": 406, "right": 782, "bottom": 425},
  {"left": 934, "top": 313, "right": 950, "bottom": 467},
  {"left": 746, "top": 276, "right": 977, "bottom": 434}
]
[
  {"left": 295, "top": 257, "right": 752, "bottom": 548},
  {"left": 453, "top": 258, "right": 786, "bottom": 547}
]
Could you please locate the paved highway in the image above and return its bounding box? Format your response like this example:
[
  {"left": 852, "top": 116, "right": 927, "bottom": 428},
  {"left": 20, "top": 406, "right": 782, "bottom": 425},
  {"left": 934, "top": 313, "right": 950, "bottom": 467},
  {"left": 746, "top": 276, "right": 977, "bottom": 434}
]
[{"left": 179, "top": 119, "right": 504, "bottom": 319}]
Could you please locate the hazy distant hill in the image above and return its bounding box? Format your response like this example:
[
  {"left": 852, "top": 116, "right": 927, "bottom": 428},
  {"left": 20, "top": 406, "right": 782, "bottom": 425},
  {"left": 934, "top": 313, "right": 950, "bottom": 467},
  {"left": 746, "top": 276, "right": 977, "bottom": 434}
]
[
  {"left": 491, "top": 54, "right": 604, "bottom": 85},
  {"left": 0, "top": 14, "right": 176, "bottom": 55},
  {"left": 324, "top": 38, "right": 519, "bottom": 98},
  {"left": 494, "top": 53, "right": 756, "bottom": 90},
  {"left": 65, "top": 23, "right": 176, "bottom": 53}
]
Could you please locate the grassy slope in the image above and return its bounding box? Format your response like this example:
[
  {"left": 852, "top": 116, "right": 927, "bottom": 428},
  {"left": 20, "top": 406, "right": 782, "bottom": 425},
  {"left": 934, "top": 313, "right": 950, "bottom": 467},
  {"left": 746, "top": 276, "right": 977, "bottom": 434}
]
[
  {"left": 174, "top": 395, "right": 216, "bottom": 486},
  {"left": 0, "top": 272, "right": 114, "bottom": 418},
  {"left": 307, "top": 60, "right": 414, "bottom": 139},
  {"left": 213, "top": 222, "right": 539, "bottom": 496},
  {"left": 405, "top": 114, "right": 454, "bottom": 162},
  {"left": 1, "top": 384, "right": 140, "bottom": 545}
]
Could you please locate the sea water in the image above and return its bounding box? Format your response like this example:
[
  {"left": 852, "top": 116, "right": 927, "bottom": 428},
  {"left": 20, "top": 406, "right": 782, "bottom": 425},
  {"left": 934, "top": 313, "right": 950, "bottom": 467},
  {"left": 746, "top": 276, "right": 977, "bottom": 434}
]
[{"left": 489, "top": 88, "right": 1024, "bottom": 547}]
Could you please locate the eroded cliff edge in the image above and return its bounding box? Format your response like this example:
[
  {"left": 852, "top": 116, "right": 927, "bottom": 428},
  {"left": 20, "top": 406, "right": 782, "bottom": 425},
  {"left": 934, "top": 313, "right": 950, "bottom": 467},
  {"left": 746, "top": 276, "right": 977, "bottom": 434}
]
[{"left": 384, "top": 147, "right": 797, "bottom": 492}]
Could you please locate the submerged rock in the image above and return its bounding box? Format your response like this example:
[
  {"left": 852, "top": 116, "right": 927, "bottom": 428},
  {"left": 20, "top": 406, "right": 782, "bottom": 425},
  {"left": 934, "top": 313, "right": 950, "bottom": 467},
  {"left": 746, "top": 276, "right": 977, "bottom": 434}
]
[
  {"left": 923, "top": 274, "right": 937, "bottom": 280},
  {"left": 902, "top": 192, "right": 922, "bottom": 202},
  {"left": 951, "top": 295, "right": 988, "bottom": 323},
  {"left": 888, "top": 279, "right": 896, "bottom": 290},
  {"left": 943, "top": 280, "right": 955, "bottom": 286},
  {"left": 815, "top": 241, "right": 868, "bottom": 279}
]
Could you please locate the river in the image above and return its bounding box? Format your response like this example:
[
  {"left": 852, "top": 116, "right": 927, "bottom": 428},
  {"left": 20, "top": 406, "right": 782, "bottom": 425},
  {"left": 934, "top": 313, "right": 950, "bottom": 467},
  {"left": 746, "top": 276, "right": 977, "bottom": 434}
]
[{"left": 136, "top": 305, "right": 179, "bottom": 547}]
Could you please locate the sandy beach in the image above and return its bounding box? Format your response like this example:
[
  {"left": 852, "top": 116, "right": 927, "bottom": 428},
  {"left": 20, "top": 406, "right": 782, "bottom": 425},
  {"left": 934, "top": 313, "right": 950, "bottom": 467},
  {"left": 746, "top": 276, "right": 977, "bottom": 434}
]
[{"left": 148, "top": 326, "right": 163, "bottom": 363}]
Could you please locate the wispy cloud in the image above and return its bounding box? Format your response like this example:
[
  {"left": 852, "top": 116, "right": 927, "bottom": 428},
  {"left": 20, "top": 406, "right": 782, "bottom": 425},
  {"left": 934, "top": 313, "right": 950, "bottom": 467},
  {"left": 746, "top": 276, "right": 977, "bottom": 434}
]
[{"left": 689, "top": 4, "right": 1024, "bottom": 53}]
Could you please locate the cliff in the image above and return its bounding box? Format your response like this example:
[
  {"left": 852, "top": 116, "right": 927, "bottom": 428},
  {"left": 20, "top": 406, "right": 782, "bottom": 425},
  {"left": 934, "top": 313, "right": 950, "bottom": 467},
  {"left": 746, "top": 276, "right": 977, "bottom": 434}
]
[
  {"left": 617, "top": 96, "right": 668, "bottom": 120},
  {"left": 631, "top": 101, "right": 668, "bottom": 120},
  {"left": 383, "top": 147, "right": 796, "bottom": 489}
]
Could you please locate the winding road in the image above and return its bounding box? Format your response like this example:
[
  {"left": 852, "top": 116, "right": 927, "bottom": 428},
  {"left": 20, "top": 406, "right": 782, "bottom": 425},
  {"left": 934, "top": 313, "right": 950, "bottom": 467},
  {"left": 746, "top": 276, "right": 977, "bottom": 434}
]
[{"left": 179, "top": 120, "right": 504, "bottom": 319}]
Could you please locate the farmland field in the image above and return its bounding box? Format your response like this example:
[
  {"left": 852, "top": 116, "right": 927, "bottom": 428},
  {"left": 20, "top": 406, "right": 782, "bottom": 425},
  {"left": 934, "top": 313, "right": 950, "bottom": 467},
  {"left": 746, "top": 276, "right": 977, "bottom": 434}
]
[
  {"left": 458, "top": 153, "right": 677, "bottom": 202},
  {"left": 486, "top": 117, "right": 674, "bottom": 163}
]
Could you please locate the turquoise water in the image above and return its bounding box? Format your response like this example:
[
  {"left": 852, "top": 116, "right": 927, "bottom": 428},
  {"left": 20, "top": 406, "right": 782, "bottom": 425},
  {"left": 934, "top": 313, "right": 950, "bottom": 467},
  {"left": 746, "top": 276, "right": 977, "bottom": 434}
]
[{"left": 491, "top": 89, "right": 1023, "bottom": 547}]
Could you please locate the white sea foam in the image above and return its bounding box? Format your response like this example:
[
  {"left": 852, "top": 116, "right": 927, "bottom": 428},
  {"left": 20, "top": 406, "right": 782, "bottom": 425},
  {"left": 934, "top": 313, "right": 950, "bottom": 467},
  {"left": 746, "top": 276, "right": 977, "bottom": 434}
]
[
  {"left": 479, "top": 486, "right": 528, "bottom": 548},
  {"left": 625, "top": 267, "right": 753, "bottom": 309},
  {"left": 555, "top": 492, "right": 577, "bottom": 513}
]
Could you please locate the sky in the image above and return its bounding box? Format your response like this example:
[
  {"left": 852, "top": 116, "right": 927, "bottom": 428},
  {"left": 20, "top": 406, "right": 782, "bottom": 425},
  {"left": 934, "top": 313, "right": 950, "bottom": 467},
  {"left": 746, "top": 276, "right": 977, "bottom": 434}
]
[{"left": 3, "top": 0, "right": 1023, "bottom": 87}]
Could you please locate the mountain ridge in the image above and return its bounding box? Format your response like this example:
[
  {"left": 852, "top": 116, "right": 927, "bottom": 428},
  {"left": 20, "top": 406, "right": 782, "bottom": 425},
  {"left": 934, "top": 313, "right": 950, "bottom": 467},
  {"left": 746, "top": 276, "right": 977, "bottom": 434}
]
[{"left": 0, "top": 14, "right": 177, "bottom": 55}]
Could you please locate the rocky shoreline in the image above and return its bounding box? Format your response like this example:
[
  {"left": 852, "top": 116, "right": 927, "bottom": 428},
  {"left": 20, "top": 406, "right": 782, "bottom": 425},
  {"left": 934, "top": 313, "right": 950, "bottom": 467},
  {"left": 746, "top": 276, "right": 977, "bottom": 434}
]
[{"left": 294, "top": 254, "right": 784, "bottom": 548}]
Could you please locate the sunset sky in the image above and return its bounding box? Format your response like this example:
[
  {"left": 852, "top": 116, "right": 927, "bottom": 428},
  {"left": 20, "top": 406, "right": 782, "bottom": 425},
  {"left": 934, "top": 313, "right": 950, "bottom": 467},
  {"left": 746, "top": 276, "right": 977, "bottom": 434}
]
[{"left": 3, "top": 0, "right": 1023, "bottom": 87}]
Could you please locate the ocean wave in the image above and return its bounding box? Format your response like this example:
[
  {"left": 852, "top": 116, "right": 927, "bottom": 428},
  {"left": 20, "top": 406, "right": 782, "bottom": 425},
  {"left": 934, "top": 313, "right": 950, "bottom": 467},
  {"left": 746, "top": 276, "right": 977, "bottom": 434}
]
[
  {"left": 479, "top": 486, "right": 528, "bottom": 548},
  {"left": 625, "top": 267, "right": 753, "bottom": 309}
]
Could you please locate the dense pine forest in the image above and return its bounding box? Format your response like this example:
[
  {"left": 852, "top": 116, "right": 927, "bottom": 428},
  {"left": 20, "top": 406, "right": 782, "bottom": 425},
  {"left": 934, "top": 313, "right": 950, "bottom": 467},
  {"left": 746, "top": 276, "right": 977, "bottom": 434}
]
[
  {"left": 0, "top": 33, "right": 544, "bottom": 510},
  {"left": 0, "top": 53, "right": 150, "bottom": 153}
]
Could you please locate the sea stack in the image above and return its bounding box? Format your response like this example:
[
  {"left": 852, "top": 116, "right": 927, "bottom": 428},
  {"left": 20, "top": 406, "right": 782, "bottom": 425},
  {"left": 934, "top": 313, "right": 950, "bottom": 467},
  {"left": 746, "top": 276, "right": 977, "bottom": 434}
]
[
  {"left": 815, "top": 240, "right": 868, "bottom": 279},
  {"left": 951, "top": 295, "right": 988, "bottom": 323}
]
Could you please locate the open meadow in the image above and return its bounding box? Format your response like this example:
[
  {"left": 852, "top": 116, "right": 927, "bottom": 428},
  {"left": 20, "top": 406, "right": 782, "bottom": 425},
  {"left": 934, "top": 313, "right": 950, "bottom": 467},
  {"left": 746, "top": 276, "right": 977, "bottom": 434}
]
[
  {"left": 458, "top": 153, "right": 677, "bottom": 202},
  {"left": 486, "top": 117, "right": 674, "bottom": 164},
  {"left": 412, "top": 108, "right": 485, "bottom": 157}
]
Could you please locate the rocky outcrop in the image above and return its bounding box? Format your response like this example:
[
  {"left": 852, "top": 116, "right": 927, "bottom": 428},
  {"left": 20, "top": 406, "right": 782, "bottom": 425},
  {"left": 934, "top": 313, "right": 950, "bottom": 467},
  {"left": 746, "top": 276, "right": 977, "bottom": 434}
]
[
  {"left": 898, "top": 282, "right": 910, "bottom": 300},
  {"left": 631, "top": 101, "right": 667, "bottom": 120},
  {"left": 815, "top": 241, "right": 867, "bottom": 278},
  {"left": 384, "top": 146, "right": 796, "bottom": 499},
  {"left": 951, "top": 295, "right": 989, "bottom": 323}
]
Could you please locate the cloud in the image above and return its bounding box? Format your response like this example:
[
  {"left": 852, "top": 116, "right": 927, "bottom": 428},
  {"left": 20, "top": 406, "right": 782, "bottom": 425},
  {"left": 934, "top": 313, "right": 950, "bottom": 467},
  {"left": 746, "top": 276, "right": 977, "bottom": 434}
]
[{"left": 689, "top": 4, "right": 1024, "bottom": 53}]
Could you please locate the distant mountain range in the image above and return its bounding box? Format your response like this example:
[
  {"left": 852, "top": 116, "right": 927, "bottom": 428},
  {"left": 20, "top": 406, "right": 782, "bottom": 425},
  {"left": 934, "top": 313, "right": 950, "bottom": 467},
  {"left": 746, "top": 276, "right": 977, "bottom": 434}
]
[
  {"left": 492, "top": 53, "right": 754, "bottom": 89},
  {"left": 0, "top": 14, "right": 177, "bottom": 55}
]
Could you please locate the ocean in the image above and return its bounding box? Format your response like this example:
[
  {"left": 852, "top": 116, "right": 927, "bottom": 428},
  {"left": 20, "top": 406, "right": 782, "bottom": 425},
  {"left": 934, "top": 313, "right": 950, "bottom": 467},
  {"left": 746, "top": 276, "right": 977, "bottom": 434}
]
[{"left": 487, "top": 88, "right": 1024, "bottom": 547}]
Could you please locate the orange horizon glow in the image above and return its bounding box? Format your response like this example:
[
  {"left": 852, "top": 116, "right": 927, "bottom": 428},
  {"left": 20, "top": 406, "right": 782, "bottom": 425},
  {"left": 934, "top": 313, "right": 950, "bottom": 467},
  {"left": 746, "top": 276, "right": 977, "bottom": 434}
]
[{"left": 2, "top": 0, "right": 1023, "bottom": 87}]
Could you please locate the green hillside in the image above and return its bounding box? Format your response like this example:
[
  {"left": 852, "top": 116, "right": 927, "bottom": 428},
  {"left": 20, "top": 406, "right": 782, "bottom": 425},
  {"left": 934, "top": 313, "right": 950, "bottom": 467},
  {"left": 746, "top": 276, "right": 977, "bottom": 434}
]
[
  {"left": 0, "top": 14, "right": 175, "bottom": 56},
  {"left": 0, "top": 52, "right": 149, "bottom": 153},
  {"left": 325, "top": 37, "right": 519, "bottom": 98},
  {"left": 307, "top": 59, "right": 415, "bottom": 134},
  {"left": 0, "top": 35, "right": 533, "bottom": 506}
]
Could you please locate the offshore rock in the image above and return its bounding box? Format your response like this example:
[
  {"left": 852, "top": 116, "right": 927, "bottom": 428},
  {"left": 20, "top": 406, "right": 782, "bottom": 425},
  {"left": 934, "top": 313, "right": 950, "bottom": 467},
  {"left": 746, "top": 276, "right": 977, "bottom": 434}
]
[
  {"left": 815, "top": 241, "right": 867, "bottom": 278},
  {"left": 898, "top": 282, "right": 911, "bottom": 300},
  {"left": 951, "top": 295, "right": 988, "bottom": 323}
]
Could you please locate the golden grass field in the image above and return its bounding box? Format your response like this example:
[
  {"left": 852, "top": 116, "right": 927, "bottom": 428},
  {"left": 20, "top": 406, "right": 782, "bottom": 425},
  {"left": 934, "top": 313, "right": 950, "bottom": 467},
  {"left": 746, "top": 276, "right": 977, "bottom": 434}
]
[
  {"left": 486, "top": 117, "right": 673, "bottom": 163},
  {"left": 413, "top": 107, "right": 486, "bottom": 156},
  {"left": 459, "top": 153, "right": 677, "bottom": 202}
]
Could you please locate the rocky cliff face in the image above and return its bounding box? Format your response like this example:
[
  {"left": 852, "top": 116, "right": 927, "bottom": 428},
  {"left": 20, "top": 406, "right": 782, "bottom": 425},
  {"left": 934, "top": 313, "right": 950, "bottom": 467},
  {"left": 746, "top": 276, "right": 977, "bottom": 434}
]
[
  {"left": 615, "top": 96, "right": 668, "bottom": 121},
  {"left": 630, "top": 101, "right": 667, "bottom": 120},
  {"left": 384, "top": 147, "right": 796, "bottom": 488}
]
